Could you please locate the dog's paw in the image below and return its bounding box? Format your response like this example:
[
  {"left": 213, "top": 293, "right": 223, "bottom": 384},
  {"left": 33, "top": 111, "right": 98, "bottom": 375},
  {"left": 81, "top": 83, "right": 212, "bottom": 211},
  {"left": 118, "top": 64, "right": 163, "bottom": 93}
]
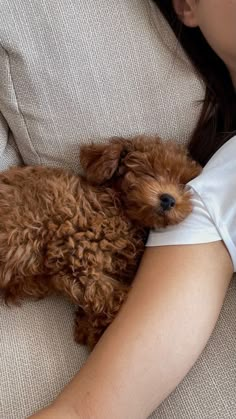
[
  {"left": 73, "top": 311, "right": 105, "bottom": 350},
  {"left": 0, "top": 289, "right": 23, "bottom": 306}
]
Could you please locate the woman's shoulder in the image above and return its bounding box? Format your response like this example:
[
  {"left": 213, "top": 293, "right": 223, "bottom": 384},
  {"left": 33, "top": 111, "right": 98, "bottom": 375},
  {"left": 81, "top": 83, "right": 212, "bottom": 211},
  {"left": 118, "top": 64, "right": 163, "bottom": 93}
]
[{"left": 188, "top": 135, "right": 236, "bottom": 197}]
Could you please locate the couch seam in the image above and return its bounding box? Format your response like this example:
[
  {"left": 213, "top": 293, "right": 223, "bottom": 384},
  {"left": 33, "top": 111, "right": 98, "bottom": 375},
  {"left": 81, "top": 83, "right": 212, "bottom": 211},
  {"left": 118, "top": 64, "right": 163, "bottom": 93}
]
[{"left": 0, "top": 42, "right": 42, "bottom": 164}]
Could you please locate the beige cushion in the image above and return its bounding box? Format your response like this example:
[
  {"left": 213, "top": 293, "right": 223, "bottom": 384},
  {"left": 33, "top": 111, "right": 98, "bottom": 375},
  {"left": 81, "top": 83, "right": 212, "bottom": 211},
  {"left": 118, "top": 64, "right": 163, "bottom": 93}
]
[
  {"left": 1, "top": 1, "right": 234, "bottom": 418},
  {"left": 0, "top": 0, "right": 203, "bottom": 171}
]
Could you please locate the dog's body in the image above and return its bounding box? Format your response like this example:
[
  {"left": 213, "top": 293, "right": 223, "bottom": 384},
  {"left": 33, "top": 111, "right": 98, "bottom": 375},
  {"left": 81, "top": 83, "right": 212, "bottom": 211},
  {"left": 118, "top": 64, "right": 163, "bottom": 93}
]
[{"left": 0, "top": 136, "right": 201, "bottom": 348}]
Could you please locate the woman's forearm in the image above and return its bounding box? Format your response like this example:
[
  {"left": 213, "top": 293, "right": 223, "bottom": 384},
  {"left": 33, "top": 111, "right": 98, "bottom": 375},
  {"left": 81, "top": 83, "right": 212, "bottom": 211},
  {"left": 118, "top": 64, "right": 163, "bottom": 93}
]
[{"left": 31, "top": 241, "right": 233, "bottom": 419}]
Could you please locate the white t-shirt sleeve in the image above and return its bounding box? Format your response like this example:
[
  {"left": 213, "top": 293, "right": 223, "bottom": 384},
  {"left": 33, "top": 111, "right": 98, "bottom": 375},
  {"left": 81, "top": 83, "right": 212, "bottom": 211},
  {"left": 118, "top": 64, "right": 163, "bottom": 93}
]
[{"left": 146, "top": 135, "right": 236, "bottom": 272}]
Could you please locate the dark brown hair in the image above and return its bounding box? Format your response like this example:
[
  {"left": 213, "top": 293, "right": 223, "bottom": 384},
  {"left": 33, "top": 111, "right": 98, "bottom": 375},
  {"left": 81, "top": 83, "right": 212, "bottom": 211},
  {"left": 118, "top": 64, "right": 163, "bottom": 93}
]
[{"left": 154, "top": 0, "right": 236, "bottom": 166}]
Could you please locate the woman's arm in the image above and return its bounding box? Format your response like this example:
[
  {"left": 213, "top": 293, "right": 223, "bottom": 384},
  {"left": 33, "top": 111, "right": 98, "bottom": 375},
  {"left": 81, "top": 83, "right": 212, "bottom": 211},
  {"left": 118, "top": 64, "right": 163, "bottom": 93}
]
[{"left": 31, "top": 241, "right": 233, "bottom": 419}]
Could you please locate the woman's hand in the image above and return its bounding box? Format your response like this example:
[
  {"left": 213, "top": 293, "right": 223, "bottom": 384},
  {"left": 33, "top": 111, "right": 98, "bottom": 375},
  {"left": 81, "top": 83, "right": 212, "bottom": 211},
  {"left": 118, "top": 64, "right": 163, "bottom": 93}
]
[{"left": 30, "top": 241, "right": 233, "bottom": 419}]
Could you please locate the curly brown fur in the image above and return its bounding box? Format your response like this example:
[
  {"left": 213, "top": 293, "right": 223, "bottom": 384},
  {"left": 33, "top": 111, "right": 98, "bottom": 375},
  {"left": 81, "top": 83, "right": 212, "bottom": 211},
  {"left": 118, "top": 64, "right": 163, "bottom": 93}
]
[{"left": 0, "top": 135, "right": 201, "bottom": 349}]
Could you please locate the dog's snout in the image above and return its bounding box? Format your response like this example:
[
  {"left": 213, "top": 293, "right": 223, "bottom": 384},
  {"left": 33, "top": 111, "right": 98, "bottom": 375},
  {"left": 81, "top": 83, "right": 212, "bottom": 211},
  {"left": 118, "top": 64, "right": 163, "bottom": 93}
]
[{"left": 159, "top": 194, "right": 176, "bottom": 211}]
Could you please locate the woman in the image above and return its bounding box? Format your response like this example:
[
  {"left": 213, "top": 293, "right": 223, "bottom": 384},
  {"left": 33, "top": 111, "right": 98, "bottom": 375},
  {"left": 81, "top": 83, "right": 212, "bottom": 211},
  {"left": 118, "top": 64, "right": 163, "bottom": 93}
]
[{"left": 31, "top": 0, "right": 236, "bottom": 417}]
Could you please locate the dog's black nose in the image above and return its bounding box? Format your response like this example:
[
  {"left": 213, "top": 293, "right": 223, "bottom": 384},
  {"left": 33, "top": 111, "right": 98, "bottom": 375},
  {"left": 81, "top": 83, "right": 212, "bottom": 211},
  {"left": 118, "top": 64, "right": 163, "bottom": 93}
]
[{"left": 159, "top": 194, "right": 176, "bottom": 211}]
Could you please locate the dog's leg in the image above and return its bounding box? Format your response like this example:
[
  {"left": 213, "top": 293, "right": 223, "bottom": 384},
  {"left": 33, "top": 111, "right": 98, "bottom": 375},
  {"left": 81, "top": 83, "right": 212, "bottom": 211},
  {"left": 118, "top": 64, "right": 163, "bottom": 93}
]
[
  {"left": 50, "top": 270, "right": 129, "bottom": 348},
  {"left": 73, "top": 308, "right": 108, "bottom": 349},
  {"left": 0, "top": 273, "right": 52, "bottom": 305},
  {"left": 73, "top": 274, "right": 129, "bottom": 348},
  {"left": 0, "top": 230, "right": 50, "bottom": 304},
  {"left": 50, "top": 272, "right": 84, "bottom": 303}
]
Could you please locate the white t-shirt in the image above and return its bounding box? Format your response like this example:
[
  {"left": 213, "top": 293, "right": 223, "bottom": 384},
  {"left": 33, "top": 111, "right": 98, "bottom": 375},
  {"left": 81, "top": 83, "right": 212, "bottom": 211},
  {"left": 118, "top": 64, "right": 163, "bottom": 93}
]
[{"left": 146, "top": 135, "right": 236, "bottom": 271}]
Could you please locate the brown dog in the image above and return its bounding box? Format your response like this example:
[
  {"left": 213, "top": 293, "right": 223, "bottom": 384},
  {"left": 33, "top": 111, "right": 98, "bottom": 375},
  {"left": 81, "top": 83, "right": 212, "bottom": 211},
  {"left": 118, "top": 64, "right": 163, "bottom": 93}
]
[{"left": 0, "top": 135, "right": 201, "bottom": 348}]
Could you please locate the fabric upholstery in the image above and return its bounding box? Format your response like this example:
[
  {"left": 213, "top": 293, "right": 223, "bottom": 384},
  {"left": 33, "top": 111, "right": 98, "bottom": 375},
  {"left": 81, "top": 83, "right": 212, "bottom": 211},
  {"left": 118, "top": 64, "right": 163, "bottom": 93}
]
[{"left": 0, "top": 1, "right": 234, "bottom": 418}]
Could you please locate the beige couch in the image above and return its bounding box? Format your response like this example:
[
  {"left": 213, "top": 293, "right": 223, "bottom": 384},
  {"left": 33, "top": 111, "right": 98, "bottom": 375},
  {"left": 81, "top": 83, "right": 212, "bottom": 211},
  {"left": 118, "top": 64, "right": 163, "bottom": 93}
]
[{"left": 0, "top": 1, "right": 235, "bottom": 418}]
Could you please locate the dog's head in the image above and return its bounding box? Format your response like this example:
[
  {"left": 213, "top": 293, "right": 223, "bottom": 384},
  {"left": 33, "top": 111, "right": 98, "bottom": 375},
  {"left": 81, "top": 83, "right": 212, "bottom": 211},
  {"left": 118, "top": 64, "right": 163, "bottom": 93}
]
[{"left": 80, "top": 135, "right": 202, "bottom": 228}]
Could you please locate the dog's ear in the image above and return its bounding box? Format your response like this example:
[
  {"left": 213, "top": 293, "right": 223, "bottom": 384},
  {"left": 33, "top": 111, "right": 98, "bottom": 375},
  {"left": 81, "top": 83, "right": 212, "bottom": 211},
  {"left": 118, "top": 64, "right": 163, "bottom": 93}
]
[{"left": 80, "top": 139, "right": 129, "bottom": 184}]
